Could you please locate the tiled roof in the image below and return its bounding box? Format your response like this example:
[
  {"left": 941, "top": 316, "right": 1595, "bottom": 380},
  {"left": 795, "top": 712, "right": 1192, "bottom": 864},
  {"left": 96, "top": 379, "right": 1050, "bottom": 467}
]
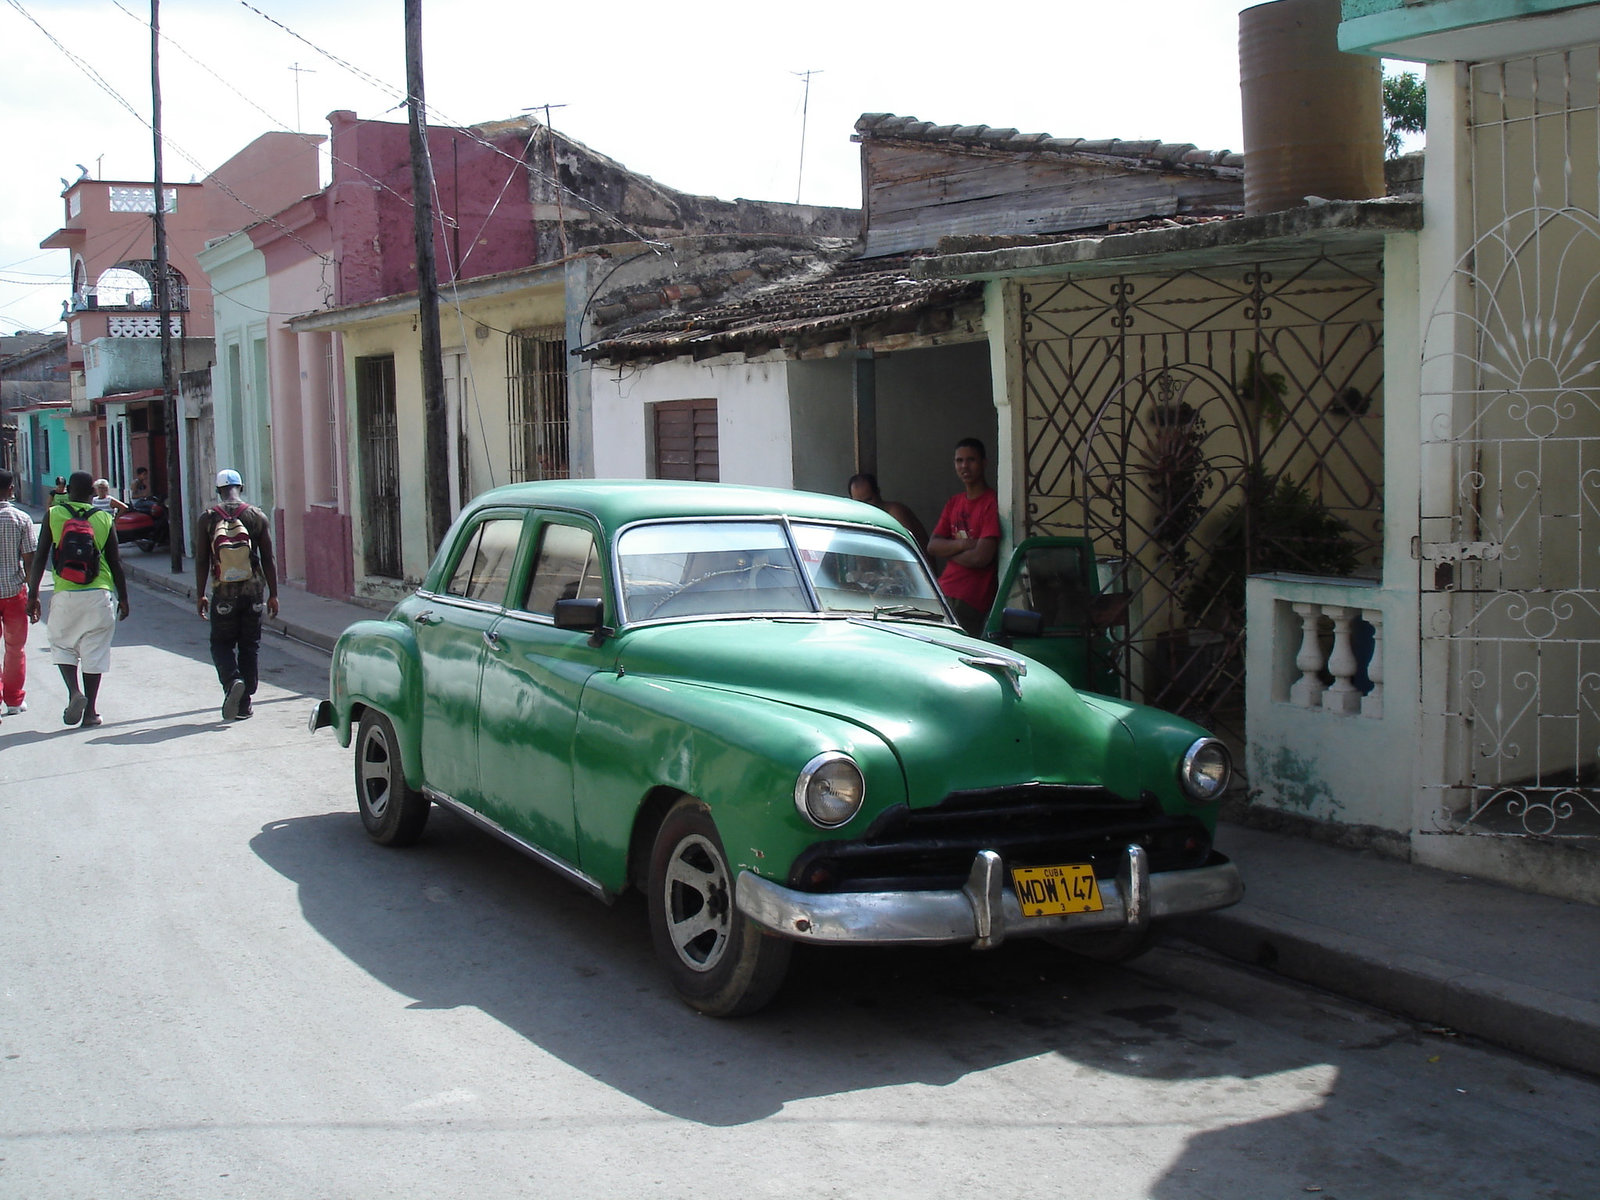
[
  {"left": 855, "top": 113, "right": 1244, "bottom": 173},
  {"left": 579, "top": 254, "right": 983, "bottom": 362}
]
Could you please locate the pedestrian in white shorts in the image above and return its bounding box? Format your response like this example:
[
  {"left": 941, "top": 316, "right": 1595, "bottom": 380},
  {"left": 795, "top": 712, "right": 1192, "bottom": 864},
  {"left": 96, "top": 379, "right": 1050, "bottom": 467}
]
[{"left": 25, "top": 471, "right": 130, "bottom": 728}]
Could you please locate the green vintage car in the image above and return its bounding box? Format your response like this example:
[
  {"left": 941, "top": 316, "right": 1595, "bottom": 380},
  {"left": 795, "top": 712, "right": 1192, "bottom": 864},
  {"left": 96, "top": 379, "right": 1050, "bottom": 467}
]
[{"left": 311, "top": 480, "right": 1241, "bottom": 1016}]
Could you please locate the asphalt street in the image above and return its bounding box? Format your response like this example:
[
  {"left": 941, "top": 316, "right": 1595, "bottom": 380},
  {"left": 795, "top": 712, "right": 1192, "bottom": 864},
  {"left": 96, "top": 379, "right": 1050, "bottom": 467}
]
[{"left": 2, "top": 578, "right": 1598, "bottom": 1199}]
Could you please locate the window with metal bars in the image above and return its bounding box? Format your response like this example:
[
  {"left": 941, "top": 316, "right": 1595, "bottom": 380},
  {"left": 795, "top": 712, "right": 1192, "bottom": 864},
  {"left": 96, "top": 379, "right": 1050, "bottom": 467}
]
[
  {"left": 356, "top": 355, "right": 401, "bottom": 579},
  {"left": 506, "top": 327, "right": 569, "bottom": 481}
]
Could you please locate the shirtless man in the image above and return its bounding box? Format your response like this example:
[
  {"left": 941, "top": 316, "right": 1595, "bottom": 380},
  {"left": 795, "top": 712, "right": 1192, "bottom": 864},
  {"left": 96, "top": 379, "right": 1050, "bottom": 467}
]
[{"left": 847, "top": 473, "right": 928, "bottom": 551}]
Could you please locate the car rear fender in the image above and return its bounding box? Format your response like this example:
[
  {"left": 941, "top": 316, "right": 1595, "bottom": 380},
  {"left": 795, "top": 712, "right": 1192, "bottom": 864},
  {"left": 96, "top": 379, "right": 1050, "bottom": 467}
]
[
  {"left": 329, "top": 618, "right": 426, "bottom": 790},
  {"left": 572, "top": 674, "right": 906, "bottom": 896}
]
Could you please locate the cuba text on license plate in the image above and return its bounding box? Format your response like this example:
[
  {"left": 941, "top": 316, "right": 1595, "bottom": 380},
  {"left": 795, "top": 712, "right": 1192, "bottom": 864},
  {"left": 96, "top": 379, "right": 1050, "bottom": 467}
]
[{"left": 1012, "top": 863, "right": 1103, "bottom": 917}]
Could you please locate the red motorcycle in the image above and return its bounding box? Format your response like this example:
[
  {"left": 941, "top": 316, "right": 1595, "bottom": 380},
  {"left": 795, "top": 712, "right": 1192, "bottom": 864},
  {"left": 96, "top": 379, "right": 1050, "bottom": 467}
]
[{"left": 115, "top": 496, "right": 169, "bottom": 553}]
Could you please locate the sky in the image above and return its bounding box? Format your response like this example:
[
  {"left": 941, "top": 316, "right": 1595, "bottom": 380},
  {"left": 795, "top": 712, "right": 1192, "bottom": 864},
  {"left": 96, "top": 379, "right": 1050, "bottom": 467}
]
[{"left": 0, "top": 0, "right": 1353, "bottom": 337}]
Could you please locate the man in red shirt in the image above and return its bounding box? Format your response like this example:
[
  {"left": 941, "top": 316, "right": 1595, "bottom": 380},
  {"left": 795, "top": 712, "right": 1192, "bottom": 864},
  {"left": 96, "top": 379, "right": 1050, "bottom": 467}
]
[{"left": 928, "top": 437, "right": 1001, "bottom": 635}]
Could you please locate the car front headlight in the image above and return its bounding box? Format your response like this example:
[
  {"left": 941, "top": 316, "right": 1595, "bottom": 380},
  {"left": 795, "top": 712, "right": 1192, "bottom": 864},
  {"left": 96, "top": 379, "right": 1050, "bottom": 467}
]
[
  {"left": 1180, "top": 737, "right": 1232, "bottom": 803},
  {"left": 795, "top": 752, "right": 866, "bottom": 828}
]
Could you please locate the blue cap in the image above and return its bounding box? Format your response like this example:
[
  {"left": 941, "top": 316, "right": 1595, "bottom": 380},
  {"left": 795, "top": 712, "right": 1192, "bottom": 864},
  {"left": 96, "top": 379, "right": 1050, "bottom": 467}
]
[{"left": 215, "top": 469, "right": 242, "bottom": 489}]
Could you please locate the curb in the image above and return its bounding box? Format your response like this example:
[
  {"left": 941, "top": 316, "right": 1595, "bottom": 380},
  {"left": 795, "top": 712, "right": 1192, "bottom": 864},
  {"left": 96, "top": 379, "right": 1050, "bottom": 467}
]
[{"left": 1173, "top": 907, "right": 1600, "bottom": 1078}]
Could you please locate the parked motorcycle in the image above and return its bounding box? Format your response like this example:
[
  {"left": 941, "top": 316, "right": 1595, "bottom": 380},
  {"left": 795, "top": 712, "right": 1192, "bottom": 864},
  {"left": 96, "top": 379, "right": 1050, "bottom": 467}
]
[{"left": 115, "top": 496, "right": 169, "bottom": 553}]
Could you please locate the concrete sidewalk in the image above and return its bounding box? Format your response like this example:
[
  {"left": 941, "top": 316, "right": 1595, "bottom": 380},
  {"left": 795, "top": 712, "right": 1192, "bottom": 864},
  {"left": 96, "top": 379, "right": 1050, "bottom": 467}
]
[
  {"left": 112, "top": 546, "right": 1600, "bottom": 1079},
  {"left": 1176, "top": 826, "right": 1600, "bottom": 1078}
]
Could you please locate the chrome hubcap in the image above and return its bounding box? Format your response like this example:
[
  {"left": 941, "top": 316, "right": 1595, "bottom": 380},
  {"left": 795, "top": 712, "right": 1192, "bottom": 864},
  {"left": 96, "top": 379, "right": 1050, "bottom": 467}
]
[
  {"left": 359, "top": 725, "right": 394, "bottom": 818},
  {"left": 663, "top": 833, "right": 731, "bottom": 972}
]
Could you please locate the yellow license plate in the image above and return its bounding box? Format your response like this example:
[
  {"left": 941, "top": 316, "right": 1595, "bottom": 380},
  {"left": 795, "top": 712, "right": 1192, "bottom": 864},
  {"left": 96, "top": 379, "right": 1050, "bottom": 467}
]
[{"left": 1012, "top": 863, "right": 1103, "bottom": 917}]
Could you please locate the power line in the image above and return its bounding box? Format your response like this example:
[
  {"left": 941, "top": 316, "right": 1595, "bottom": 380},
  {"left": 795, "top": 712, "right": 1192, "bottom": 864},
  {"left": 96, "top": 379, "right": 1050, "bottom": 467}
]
[
  {"left": 7, "top": 0, "right": 331, "bottom": 269},
  {"left": 237, "top": 1, "right": 670, "bottom": 250}
]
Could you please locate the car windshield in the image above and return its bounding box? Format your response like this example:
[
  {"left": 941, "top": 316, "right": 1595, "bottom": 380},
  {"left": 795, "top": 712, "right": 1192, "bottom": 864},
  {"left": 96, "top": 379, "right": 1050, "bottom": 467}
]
[{"left": 616, "top": 519, "right": 947, "bottom": 622}]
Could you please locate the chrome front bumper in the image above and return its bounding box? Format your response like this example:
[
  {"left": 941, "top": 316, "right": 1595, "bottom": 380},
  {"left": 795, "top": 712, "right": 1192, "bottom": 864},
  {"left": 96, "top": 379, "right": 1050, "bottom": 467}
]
[
  {"left": 307, "top": 699, "right": 335, "bottom": 734},
  {"left": 736, "top": 844, "right": 1243, "bottom": 950}
]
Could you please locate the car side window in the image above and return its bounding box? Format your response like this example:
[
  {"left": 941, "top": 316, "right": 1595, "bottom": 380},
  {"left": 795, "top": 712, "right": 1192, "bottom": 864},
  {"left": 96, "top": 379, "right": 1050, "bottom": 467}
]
[
  {"left": 521, "top": 522, "right": 602, "bottom": 616},
  {"left": 443, "top": 517, "right": 523, "bottom": 604}
]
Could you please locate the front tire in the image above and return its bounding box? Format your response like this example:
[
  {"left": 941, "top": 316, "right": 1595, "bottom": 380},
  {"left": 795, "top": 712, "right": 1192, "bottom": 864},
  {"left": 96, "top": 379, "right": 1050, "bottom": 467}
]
[
  {"left": 647, "top": 799, "right": 792, "bottom": 1017},
  {"left": 1048, "top": 925, "right": 1158, "bottom": 964},
  {"left": 354, "top": 710, "right": 430, "bottom": 846}
]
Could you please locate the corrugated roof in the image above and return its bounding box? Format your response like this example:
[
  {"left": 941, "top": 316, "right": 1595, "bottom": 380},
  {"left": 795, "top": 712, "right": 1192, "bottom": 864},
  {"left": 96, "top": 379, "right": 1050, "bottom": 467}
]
[{"left": 854, "top": 113, "right": 1244, "bottom": 173}]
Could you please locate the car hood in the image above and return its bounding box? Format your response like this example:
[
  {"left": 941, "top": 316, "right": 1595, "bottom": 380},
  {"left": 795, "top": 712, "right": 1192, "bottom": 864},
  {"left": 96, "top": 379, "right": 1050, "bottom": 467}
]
[{"left": 614, "top": 617, "right": 1140, "bottom": 803}]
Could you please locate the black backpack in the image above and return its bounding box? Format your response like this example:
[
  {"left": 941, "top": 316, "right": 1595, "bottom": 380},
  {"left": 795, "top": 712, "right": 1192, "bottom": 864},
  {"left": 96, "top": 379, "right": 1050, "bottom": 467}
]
[{"left": 54, "top": 504, "right": 102, "bottom": 586}]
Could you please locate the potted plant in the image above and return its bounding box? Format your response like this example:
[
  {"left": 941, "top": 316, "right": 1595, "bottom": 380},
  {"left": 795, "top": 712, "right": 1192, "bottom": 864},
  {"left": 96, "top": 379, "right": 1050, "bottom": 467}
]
[
  {"left": 1182, "top": 466, "right": 1361, "bottom": 629},
  {"left": 1142, "top": 400, "right": 1214, "bottom": 570},
  {"left": 1235, "top": 350, "right": 1288, "bottom": 429}
]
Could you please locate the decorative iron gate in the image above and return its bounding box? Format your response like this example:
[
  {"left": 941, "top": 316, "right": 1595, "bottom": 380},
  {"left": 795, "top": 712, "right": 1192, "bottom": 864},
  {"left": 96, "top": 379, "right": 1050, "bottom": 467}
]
[
  {"left": 356, "top": 355, "right": 402, "bottom": 579},
  {"left": 1420, "top": 49, "right": 1600, "bottom": 838},
  {"left": 1020, "top": 256, "right": 1385, "bottom": 748}
]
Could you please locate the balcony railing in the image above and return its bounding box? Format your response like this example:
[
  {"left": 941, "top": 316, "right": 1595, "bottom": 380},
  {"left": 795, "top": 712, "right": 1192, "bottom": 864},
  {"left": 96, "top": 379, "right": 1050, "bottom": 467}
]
[
  {"left": 71, "top": 291, "right": 189, "bottom": 315},
  {"left": 1285, "top": 598, "right": 1384, "bottom": 719},
  {"left": 1248, "top": 573, "right": 1385, "bottom": 720}
]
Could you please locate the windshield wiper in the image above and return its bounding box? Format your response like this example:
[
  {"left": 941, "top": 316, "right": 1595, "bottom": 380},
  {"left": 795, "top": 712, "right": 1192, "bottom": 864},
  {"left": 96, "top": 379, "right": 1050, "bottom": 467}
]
[{"left": 869, "top": 604, "right": 948, "bottom": 622}]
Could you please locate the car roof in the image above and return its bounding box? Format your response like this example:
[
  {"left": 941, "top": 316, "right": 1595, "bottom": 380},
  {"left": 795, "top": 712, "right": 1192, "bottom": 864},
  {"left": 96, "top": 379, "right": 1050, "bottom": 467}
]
[{"left": 465, "top": 479, "right": 907, "bottom": 537}]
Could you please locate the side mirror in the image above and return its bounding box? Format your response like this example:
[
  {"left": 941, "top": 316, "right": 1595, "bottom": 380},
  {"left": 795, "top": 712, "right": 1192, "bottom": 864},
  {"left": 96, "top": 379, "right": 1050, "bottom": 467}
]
[
  {"left": 553, "top": 597, "right": 605, "bottom": 632},
  {"left": 998, "top": 607, "right": 1045, "bottom": 639}
]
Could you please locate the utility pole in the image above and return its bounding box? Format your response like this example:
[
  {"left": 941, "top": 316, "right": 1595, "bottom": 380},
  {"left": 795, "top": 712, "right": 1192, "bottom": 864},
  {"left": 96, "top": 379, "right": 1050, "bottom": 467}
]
[
  {"left": 405, "top": 0, "right": 450, "bottom": 552},
  {"left": 151, "top": 0, "right": 184, "bottom": 573}
]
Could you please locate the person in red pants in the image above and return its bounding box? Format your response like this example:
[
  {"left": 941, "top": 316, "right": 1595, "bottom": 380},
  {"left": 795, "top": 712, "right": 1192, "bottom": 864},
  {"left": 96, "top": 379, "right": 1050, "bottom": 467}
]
[{"left": 0, "top": 469, "right": 37, "bottom": 718}]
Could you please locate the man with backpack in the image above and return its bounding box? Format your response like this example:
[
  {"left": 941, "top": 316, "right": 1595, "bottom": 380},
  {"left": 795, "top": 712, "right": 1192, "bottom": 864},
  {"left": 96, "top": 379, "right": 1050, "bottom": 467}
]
[
  {"left": 194, "top": 469, "right": 278, "bottom": 721},
  {"left": 25, "top": 471, "right": 130, "bottom": 728}
]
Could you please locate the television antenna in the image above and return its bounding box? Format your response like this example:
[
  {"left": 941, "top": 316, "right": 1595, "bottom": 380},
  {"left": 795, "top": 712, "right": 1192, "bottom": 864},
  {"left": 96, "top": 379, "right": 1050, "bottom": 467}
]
[{"left": 793, "top": 69, "right": 821, "bottom": 204}]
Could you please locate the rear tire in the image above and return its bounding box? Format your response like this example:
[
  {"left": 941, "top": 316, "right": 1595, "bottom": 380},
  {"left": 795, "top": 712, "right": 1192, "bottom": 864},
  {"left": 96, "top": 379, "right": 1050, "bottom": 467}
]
[
  {"left": 354, "top": 710, "right": 430, "bottom": 846},
  {"left": 647, "top": 799, "right": 791, "bottom": 1016}
]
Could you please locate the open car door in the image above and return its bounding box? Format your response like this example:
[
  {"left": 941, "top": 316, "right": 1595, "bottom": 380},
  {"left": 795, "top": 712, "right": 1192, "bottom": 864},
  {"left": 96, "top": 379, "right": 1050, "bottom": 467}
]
[{"left": 983, "top": 536, "right": 1128, "bottom": 696}]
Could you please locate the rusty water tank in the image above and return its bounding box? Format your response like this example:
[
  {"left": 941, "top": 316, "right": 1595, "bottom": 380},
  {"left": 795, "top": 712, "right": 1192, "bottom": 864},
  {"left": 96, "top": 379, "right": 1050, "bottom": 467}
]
[{"left": 1239, "top": 0, "right": 1385, "bottom": 215}]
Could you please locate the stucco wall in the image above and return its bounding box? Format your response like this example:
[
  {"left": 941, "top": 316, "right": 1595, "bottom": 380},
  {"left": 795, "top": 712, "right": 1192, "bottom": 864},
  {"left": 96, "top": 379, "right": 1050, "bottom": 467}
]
[
  {"left": 325, "top": 113, "right": 539, "bottom": 310},
  {"left": 202, "top": 232, "right": 274, "bottom": 526},
  {"left": 334, "top": 282, "right": 566, "bottom": 593},
  {"left": 441, "top": 289, "right": 566, "bottom": 497},
  {"left": 587, "top": 356, "right": 795, "bottom": 486}
]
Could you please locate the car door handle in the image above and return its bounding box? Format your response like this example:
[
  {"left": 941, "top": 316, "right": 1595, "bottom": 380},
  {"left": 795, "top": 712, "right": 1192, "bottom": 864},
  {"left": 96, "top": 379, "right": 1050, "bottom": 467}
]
[
  {"left": 483, "top": 628, "right": 503, "bottom": 651},
  {"left": 413, "top": 610, "right": 440, "bottom": 626}
]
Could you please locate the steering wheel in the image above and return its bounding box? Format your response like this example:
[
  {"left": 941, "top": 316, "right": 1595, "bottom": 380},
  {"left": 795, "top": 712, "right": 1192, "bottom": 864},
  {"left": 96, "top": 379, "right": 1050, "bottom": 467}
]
[{"left": 646, "top": 562, "right": 801, "bottom": 618}]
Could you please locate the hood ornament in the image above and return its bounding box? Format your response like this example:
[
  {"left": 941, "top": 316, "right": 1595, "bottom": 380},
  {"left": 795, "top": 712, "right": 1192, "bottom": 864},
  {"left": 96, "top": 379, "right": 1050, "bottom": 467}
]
[{"left": 959, "top": 653, "right": 1027, "bottom": 699}]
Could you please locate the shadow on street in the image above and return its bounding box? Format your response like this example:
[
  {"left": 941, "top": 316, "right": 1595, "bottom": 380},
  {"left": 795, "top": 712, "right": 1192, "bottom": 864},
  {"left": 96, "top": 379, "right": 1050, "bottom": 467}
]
[{"left": 244, "top": 804, "right": 1600, "bottom": 1198}]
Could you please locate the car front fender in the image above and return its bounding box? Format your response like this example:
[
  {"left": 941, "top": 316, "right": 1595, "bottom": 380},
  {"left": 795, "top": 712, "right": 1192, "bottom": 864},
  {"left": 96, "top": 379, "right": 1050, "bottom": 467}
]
[
  {"left": 329, "top": 618, "right": 425, "bottom": 790},
  {"left": 1076, "top": 692, "right": 1228, "bottom": 823},
  {"left": 571, "top": 673, "right": 907, "bottom": 895}
]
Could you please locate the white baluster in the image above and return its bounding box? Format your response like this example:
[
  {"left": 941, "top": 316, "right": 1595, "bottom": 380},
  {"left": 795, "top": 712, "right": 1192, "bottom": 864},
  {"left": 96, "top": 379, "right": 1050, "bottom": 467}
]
[
  {"left": 1289, "top": 603, "right": 1327, "bottom": 708},
  {"left": 1323, "top": 605, "right": 1362, "bottom": 715},
  {"left": 1362, "top": 608, "right": 1384, "bottom": 719}
]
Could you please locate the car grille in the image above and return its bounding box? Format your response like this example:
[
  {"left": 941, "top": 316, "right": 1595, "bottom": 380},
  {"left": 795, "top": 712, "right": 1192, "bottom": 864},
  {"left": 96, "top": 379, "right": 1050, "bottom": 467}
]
[{"left": 788, "top": 783, "right": 1213, "bottom": 893}]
